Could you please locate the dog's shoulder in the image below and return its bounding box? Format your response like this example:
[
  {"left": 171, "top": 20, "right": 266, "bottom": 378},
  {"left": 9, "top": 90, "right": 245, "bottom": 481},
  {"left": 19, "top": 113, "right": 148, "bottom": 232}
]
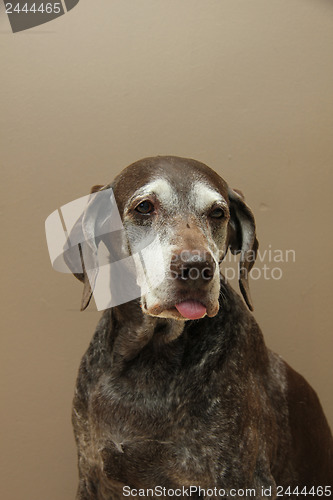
[{"left": 283, "top": 362, "right": 333, "bottom": 483}]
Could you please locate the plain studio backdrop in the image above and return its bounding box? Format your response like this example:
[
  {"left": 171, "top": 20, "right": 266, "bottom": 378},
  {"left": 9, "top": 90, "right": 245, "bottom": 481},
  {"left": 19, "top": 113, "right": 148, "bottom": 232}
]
[{"left": 1, "top": 1, "right": 332, "bottom": 498}]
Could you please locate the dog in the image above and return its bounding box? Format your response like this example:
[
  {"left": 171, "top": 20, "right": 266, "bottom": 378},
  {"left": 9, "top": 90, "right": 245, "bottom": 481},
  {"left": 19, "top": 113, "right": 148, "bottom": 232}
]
[{"left": 65, "top": 156, "right": 332, "bottom": 499}]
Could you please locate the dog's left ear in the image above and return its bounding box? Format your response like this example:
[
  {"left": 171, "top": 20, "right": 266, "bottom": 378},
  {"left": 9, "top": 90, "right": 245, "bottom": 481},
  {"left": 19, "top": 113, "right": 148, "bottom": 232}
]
[{"left": 227, "top": 188, "right": 259, "bottom": 311}]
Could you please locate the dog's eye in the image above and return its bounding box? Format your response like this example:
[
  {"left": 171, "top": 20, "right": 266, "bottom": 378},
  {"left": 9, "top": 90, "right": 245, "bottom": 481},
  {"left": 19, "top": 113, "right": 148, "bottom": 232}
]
[
  {"left": 135, "top": 200, "right": 154, "bottom": 214},
  {"left": 209, "top": 207, "right": 225, "bottom": 219}
]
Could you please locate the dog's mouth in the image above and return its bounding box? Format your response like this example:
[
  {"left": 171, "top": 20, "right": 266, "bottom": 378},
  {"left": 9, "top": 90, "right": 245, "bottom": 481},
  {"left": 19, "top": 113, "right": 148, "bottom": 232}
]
[{"left": 144, "top": 298, "right": 219, "bottom": 321}]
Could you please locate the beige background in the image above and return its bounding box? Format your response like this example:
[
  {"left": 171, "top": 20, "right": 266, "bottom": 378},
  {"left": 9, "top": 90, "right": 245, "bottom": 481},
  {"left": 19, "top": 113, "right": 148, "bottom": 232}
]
[{"left": 1, "top": 1, "right": 333, "bottom": 499}]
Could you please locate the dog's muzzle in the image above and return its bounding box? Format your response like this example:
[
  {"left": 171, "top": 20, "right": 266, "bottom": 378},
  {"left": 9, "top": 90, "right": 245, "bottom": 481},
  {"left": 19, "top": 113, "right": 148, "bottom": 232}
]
[{"left": 169, "top": 250, "right": 217, "bottom": 320}]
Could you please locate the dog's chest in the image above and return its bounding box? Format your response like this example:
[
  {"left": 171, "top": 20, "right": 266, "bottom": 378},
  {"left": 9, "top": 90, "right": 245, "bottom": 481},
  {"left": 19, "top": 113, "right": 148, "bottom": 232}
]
[
  {"left": 99, "top": 428, "right": 218, "bottom": 489},
  {"left": 88, "top": 367, "right": 228, "bottom": 489},
  {"left": 75, "top": 321, "right": 263, "bottom": 492}
]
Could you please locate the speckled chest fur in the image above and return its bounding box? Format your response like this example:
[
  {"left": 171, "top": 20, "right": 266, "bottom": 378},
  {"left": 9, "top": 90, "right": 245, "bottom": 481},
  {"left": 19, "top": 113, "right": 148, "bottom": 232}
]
[{"left": 73, "top": 285, "right": 292, "bottom": 499}]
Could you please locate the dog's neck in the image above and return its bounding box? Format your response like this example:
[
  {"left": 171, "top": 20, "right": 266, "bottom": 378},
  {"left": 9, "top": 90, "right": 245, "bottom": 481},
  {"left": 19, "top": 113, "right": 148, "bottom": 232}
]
[
  {"left": 110, "top": 300, "right": 185, "bottom": 363},
  {"left": 108, "top": 280, "right": 235, "bottom": 365}
]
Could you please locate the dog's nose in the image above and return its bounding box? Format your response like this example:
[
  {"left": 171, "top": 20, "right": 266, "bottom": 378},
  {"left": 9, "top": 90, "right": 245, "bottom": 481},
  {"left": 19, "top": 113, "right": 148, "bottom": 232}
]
[{"left": 170, "top": 250, "right": 216, "bottom": 286}]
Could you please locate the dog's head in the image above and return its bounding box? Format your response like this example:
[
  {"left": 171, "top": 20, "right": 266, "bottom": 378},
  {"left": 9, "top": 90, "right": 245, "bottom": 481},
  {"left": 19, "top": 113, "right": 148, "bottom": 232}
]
[{"left": 65, "top": 156, "right": 258, "bottom": 320}]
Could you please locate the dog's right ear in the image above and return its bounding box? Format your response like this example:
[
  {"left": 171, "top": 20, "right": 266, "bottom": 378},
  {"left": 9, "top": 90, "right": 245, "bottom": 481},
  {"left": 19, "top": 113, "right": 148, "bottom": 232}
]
[{"left": 63, "top": 183, "right": 122, "bottom": 311}]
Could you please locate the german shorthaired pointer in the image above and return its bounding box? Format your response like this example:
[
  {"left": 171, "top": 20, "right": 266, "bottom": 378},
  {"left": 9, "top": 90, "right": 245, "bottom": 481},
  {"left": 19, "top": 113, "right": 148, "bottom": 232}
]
[{"left": 66, "top": 157, "right": 332, "bottom": 499}]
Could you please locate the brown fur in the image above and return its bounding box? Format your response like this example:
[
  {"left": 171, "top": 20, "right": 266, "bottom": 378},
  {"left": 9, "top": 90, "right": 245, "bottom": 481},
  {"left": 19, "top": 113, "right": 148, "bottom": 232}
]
[{"left": 68, "top": 157, "right": 332, "bottom": 499}]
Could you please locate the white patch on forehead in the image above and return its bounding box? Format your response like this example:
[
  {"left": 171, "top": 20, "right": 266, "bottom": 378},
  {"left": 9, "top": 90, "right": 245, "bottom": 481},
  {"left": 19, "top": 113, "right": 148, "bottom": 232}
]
[
  {"left": 189, "top": 181, "right": 227, "bottom": 212},
  {"left": 130, "top": 179, "right": 178, "bottom": 209}
]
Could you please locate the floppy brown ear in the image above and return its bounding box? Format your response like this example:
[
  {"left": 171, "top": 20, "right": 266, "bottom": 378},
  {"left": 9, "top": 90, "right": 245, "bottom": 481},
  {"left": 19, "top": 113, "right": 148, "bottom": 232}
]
[
  {"left": 227, "top": 188, "right": 259, "bottom": 311},
  {"left": 90, "top": 185, "right": 104, "bottom": 194},
  {"left": 63, "top": 184, "right": 111, "bottom": 311}
]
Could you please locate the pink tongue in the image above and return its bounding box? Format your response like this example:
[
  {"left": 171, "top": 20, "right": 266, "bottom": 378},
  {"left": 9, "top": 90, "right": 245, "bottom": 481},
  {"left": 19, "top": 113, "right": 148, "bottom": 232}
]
[{"left": 175, "top": 301, "right": 207, "bottom": 320}]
